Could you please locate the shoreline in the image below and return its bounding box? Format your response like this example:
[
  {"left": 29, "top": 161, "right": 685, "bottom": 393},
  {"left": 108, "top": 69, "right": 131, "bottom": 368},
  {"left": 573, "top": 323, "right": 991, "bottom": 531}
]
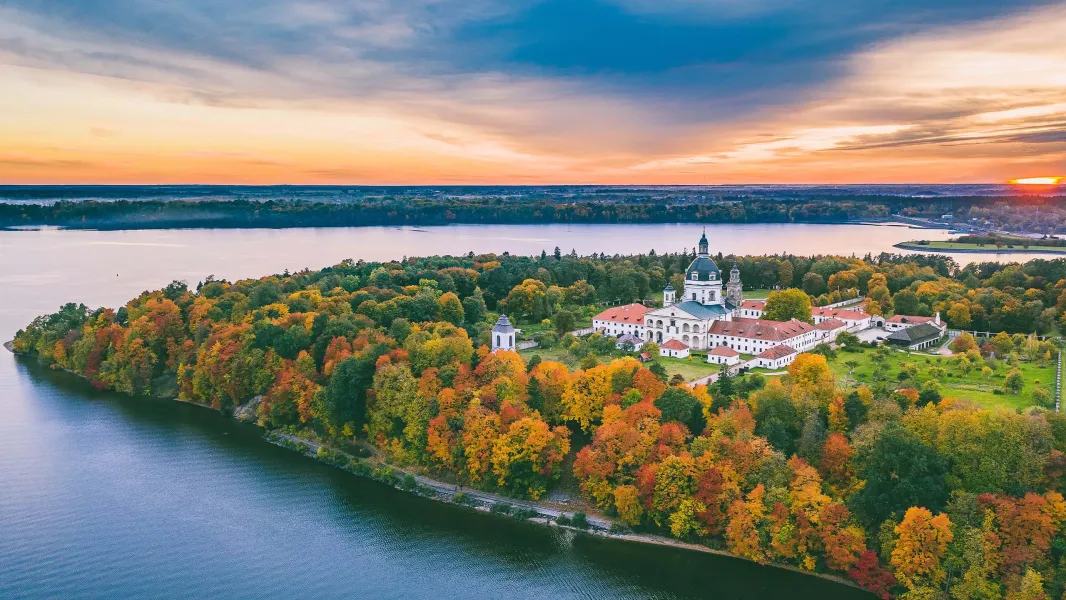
[
  {"left": 4, "top": 341, "right": 863, "bottom": 593},
  {"left": 3, "top": 218, "right": 906, "bottom": 233},
  {"left": 894, "top": 242, "right": 1066, "bottom": 255}
]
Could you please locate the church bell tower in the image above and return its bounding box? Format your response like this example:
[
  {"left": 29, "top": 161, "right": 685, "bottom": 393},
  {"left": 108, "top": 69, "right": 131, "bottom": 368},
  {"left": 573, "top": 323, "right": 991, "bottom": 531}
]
[{"left": 726, "top": 264, "right": 743, "bottom": 307}]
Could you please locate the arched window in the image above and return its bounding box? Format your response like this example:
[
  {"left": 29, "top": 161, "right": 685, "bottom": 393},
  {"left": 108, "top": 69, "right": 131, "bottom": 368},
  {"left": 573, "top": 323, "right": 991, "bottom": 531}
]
[
  {"left": 496, "top": 335, "right": 501, "bottom": 347},
  {"left": 509, "top": 335, "right": 513, "bottom": 346}
]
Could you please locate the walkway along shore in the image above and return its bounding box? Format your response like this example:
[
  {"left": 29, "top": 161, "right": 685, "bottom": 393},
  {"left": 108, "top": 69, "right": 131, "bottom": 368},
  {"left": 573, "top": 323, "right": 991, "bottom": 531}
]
[{"left": 4, "top": 341, "right": 863, "bottom": 592}]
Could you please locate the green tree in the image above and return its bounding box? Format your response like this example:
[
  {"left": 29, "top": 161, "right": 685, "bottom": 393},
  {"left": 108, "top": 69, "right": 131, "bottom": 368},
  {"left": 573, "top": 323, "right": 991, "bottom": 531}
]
[
  {"left": 763, "top": 288, "right": 813, "bottom": 323},
  {"left": 1003, "top": 367, "right": 1024, "bottom": 394},
  {"left": 892, "top": 289, "right": 920, "bottom": 316},
  {"left": 852, "top": 425, "right": 949, "bottom": 526},
  {"left": 655, "top": 387, "right": 704, "bottom": 434},
  {"left": 802, "top": 271, "right": 827, "bottom": 296},
  {"left": 552, "top": 309, "right": 577, "bottom": 335}
]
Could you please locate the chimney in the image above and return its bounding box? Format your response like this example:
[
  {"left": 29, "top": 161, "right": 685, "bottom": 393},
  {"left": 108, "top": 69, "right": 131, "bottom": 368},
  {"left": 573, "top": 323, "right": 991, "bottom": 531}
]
[{"left": 935, "top": 311, "right": 941, "bottom": 326}]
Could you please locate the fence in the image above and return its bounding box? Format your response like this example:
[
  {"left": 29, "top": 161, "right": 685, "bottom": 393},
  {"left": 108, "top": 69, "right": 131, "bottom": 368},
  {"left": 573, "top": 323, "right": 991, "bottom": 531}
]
[
  {"left": 947, "top": 330, "right": 1053, "bottom": 342},
  {"left": 821, "top": 295, "right": 865, "bottom": 309}
]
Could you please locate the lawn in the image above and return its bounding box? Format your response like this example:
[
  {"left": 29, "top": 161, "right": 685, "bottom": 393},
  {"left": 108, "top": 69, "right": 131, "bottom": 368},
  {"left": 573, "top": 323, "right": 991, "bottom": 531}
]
[
  {"left": 743, "top": 289, "right": 775, "bottom": 299},
  {"left": 518, "top": 347, "right": 720, "bottom": 383},
  {"left": 824, "top": 346, "right": 1054, "bottom": 411}
]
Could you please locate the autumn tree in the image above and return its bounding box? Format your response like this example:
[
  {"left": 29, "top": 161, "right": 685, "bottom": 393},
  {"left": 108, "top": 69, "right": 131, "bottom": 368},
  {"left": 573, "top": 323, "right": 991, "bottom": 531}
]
[
  {"left": 764, "top": 288, "right": 813, "bottom": 323},
  {"left": 890, "top": 507, "right": 953, "bottom": 591}
]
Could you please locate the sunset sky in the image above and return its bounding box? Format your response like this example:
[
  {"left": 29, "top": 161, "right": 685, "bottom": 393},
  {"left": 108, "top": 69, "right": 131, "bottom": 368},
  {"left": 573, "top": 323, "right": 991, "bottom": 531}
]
[{"left": 1, "top": 0, "right": 1065, "bottom": 184}]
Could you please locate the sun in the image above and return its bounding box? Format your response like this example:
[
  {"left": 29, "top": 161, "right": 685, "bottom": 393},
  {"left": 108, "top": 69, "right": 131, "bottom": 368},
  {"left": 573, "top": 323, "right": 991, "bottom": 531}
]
[{"left": 1009, "top": 176, "right": 1063, "bottom": 185}]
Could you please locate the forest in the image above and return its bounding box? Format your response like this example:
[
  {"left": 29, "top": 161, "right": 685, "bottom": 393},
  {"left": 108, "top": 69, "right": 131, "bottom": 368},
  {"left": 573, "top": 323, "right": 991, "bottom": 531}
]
[
  {"left": 12, "top": 248, "right": 1066, "bottom": 599},
  {"left": 1, "top": 186, "right": 1065, "bottom": 232}
]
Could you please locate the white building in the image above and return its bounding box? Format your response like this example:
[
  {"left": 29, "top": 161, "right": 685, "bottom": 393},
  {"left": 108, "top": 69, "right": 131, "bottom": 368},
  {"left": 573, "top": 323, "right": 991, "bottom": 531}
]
[
  {"left": 660, "top": 339, "right": 690, "bottom": 358},
  {"left": 707, "top": 345, "right": 740, "bottom": 366},
  {"left": 736, "top": 300, "right": 765, "bottom": 319},
  {"left": 593, "top": 303, "right": 652, "bottom": 338},
  {"left": 811, "top": 307, "right": 871, "bottom": 332},
  {"left": 491, "top": 314, "right": 516, "bottom": 352},
  {"left": 884, "top": 312, "right": 944, "bottom": 333},
  {"left": 641, "top": 232, "right": 827, "bottom": 358},
  {"left": 755, "top": 344, "right": 798, "bottom": 369},
  {"left": 815, "top": 318, "right": 848, "bottom": 343},
  {"left": 615, "top": 334, "right": 645, "bottom": 352}
]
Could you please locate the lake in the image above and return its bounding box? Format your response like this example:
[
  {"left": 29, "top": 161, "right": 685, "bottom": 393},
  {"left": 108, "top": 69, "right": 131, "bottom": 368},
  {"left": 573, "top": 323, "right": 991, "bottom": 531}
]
[{"left": 0, "top": 220, "right": 1030, "bottom": 600}]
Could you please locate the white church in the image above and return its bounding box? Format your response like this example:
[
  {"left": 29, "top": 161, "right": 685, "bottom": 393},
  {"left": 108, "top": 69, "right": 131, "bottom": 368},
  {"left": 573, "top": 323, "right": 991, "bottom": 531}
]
[{"left": 594, "top": 231, "right": 838, "bottom": 368}]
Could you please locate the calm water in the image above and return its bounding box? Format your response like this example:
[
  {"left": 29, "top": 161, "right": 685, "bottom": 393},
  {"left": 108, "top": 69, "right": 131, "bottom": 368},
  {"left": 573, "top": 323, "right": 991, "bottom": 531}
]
[{"left": 0, "top": 221, "right": 1020, "bottom": 600}]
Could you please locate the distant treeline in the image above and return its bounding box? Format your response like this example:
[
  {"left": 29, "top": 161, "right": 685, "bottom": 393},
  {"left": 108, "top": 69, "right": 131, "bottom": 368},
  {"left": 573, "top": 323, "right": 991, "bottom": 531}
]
[
  {"left": 3, "top": 189, "right": 1066, "bottom": 230},
  {"left": 955, "top": 234, "right": 1066, "bottom": 248},
  {"left": 0, "top": 196, "right": 987, "bottom": 230}
]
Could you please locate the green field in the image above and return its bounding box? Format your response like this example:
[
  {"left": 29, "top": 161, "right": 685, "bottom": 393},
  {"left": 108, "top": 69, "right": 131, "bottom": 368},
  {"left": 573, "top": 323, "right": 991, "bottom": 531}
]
[
  {"left": 824, "top": 346, "right": 1054, "bottom": 411},
  {"left": 743, "top": 289, "right": 774, "bottom": 299},
  {"left": 897, "top": 240, "right": 1066, "bottom": 254}
]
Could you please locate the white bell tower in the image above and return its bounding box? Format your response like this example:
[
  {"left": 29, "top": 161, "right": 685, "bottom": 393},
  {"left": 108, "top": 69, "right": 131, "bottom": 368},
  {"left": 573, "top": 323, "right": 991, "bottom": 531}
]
[{"left": 491, "top": 314, "right": 516, "bottom": 352}]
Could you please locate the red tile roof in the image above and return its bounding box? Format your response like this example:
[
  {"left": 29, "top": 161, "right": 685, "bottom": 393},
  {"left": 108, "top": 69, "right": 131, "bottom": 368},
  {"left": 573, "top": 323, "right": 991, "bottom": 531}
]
[
  {"left": 661, "top": 339, "right": 689, "bottom": 350},
  {"left": 709, "top": 345, "right": 740, "bottom": 356},
  {"left": 740, "top": 300, "right": 765, "bottom": 309},
  {"left": 709, "top": 317, "right": 815, "bottom": 341},
  {"left": 812, "top": 307, "right": 868, "bottom": 321},
  {"left": 815, "top": 318, "right": 847, "bottom": 330},
  {"left": 594, "top": 303, "right": 653, "bottom": 324},
  {"left": 758, "top": 344, "right": 797, "bottom": 360},
  {"left": 886, "top": 314, "right": 933, "bottom": 324}
]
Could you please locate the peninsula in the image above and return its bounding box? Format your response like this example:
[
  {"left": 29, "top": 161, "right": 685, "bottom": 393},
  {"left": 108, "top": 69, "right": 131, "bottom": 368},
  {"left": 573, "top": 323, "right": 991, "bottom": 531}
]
[{"left": 10, "top": 241, "right": 1066, "bottom": 600}]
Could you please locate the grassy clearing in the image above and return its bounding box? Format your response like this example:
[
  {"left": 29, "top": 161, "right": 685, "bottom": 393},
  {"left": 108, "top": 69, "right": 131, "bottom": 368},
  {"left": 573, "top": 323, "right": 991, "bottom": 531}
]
[
  {"left": 825, "top": 346, "right": 1053, "bottom": 411},
  {"left": 518, "top": 347, "right": 720, "bottom": 382},
  {"left": 743, "top": 289, "right": 774, "bottom": 299}
]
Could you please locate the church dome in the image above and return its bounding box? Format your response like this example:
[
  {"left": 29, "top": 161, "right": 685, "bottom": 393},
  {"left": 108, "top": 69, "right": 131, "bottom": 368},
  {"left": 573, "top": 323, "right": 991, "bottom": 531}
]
[{"left": 685, "top": 255, "right": 721, "bottom": 281}]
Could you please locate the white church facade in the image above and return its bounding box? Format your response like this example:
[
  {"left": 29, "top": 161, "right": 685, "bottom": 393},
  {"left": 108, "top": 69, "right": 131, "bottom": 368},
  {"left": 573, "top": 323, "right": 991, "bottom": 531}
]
[{"left": 638, "top": 231, "right": 820, "bottom": 366}]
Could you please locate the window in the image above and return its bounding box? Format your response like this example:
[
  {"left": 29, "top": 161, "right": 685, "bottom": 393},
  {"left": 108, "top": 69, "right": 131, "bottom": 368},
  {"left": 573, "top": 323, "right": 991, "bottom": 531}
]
[
  {"left": 496, "top": 335, "right": 501, "bottom": 346},
  {"left": 692, "top": 293, "right": 696, "bottom": 300},
  {"left": 691, "top": 272, "right": 698, "bottom": 280}
]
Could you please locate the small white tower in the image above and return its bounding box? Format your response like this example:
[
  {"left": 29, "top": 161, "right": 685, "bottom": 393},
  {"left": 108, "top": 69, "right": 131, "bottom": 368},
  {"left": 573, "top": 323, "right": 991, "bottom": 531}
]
[
  {"left": 663, "top": 284, "right": 676, "bottom": 307},
  {"left": 491, "top": 314, "right": 516, "bottom": 352}
]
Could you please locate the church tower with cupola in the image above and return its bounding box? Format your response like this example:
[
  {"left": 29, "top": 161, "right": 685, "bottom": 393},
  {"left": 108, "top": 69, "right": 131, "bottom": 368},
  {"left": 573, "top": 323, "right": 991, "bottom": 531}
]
[
  {"left": 678, "top": 229, "right": 724, "bottom": 307},
  {"left": 491, "top": 314, "right": 516, "bottom": 352},
  {"left": 726, "top": 263, "right": 743, "bottom": 307}
]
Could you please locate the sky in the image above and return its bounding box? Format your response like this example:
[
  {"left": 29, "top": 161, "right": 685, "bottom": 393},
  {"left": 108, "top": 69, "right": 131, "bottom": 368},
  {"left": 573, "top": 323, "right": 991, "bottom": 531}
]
[{"left": 1, "top": 0, "right": 1065, "bottom": 184}]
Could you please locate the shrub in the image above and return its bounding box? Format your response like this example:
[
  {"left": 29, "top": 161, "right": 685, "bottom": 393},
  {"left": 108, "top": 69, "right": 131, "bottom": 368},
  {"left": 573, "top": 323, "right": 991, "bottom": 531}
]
[
  {"left": 512, "top": 508, "right": 539, "bottom": 521},
  {"left": 490, "top": 503, "right": 513, "bottom": 515},
  {"left": 571, "top": 512, "right": 590, "bottom": 529}
]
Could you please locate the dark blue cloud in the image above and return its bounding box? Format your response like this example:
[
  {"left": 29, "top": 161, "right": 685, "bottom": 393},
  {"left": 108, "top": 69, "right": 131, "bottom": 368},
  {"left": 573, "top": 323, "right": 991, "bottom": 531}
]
[
  {"left": 2, "top": 0, "right": 1061, "bottom": 128},
  {"left": 451, "top": 0, "right": 1056, "bottom": 73}
]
